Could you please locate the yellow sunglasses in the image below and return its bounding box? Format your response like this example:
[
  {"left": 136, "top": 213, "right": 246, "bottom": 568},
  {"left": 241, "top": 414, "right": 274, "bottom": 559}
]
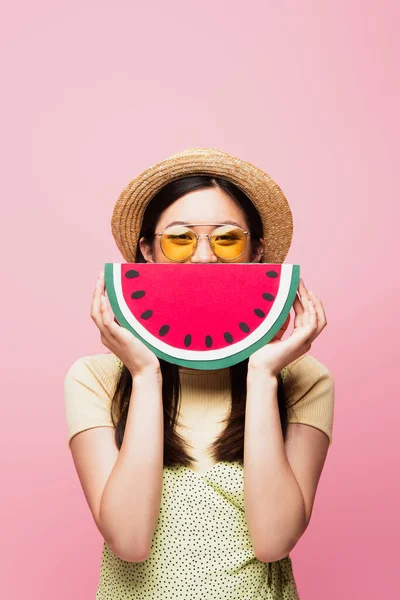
[{"left": 154, "top": 223, "right": 249, "bottom": 262}]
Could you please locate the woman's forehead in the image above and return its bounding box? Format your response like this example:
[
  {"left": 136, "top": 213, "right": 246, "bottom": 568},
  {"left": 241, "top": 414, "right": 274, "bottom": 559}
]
[
  {"left": 156, "top": 189, "right": 248, "bottom": 228},
  {"left": 163, "top": 219, "right": 244, "bottom": 228}
]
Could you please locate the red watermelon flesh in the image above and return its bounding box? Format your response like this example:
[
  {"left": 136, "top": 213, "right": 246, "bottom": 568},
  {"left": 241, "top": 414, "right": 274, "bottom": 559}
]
[{"left": 121, "top": 263, "right": 281, "bottom": 350}]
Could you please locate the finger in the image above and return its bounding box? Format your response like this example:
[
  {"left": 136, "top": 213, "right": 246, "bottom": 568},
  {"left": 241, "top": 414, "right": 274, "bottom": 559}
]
[
  {"left": 300, "top": 290, "right": 310, "bottom": 328},
  {"left": 294, "top": 285, "right": 314, "bottom": 322},
  {"left": 274, "top": 314, "right": 291, "bottom": 339},
  {"left": 91, "top": 271, "right": 102, "bottom": 304},
  {"left": 293, "top": 294, "right": 304, "bottom": 313},
  {"left": 299, "top": 280, "right": 309, "bottom": 307},
  {"left": 292, "top": 296, "right": 304, "bottom": 329},
  {"left": 100, "top": 293, "right": 117, "bottom": 333},
  {"left": 276, "top": 313, "right": 290, "bottom": 330},
  {"left": 292, "top": 280, "right": 319, "bottom": 341},
  {"left": 297, "top": 279, "right": 309, "bottom": 313},
  {"left": 99, "top": 292, "right": 125, "bottom": 341},
  {"left": 97, "top": 272, "right": 133, "bottom": 340},
  {"left": 299, "top": 278, "right": 308, "bottom": 297},
  {"left": 98, "top": 271, "right": 120, "bottom": 337},
  {"left": 304, "top": 295, "right": 319, "bottom": 342},
  {"left": 308, "top": 290, "right": 327, "bottom": 330},
  {"left": 92, "top": 272, "right": 115, "bottom": 343},
  {"left": 90, "top": 271, "right": 104, "bottom": 327},
  {"left": 307, "top": 295, "right": 317, "bottom": 322},
  {"left": 300, "top": 279, "right": 319, "bottom": 330},
  {"left": 100, "top": 294, "right": 112, "bottom": 327}
]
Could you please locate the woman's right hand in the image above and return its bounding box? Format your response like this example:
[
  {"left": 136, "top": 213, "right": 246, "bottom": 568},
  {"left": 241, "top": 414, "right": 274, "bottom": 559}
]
[{"left": 91, "top": 270, "right": 161, "bottom": 376}]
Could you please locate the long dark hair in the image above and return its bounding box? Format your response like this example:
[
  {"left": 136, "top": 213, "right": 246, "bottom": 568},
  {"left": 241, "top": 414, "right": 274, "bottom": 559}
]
[{"left": 110, "top": 176, "right": 294, "bottom": 468}]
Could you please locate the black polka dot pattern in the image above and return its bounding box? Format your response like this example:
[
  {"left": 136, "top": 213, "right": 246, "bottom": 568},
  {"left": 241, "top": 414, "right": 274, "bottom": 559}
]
[{"left": 95, "top": 461, "right": 300, "bottom": 599}]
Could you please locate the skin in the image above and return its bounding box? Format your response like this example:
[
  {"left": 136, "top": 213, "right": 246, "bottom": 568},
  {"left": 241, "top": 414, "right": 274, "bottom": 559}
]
[{"left": 93, "top": 186, "right": 327, "bottom": 375}]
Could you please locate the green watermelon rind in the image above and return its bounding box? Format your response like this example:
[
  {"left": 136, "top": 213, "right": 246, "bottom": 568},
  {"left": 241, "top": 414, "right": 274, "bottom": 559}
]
[{"left": 104, "top": 263, "right": 300, "bottom": 371}]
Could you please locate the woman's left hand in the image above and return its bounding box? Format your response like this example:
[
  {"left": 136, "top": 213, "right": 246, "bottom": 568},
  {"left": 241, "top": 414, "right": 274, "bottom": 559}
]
[{"left": 247, "top": 279, "right": 327, "bottom": 377}]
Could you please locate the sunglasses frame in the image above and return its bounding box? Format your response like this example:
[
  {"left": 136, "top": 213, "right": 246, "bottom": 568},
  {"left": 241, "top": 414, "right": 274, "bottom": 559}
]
[{"left": 154, "top": 223, "right": 249, "bottom": 262}]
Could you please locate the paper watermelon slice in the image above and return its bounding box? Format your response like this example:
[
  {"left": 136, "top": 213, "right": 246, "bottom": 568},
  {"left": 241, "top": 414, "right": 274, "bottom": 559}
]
[{"left": 104, "top": 263, "right": 300, "bottom": 370}]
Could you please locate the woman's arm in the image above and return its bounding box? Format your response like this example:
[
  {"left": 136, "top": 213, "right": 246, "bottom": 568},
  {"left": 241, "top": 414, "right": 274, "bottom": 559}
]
[
  {"left": 99, "top": 368, "right": 164, "bottom": 562},
  {"left": 244, "top": 366, "right": 306, "bottom": 563}
]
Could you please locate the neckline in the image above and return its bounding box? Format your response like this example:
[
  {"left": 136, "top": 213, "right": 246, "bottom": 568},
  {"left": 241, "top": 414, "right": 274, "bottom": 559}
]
[
  {"left": 178, "top": 366, "right": 231, "bottom": 375},
  {"left": 184, "top": 463, "right": 222, "bottom": 477},
  {"left": 166, "top": 460, "right": 242, "bottom": 478}
]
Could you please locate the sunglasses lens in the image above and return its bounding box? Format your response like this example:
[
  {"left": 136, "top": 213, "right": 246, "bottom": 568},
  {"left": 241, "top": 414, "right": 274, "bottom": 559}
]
[
  {"left": 211, "top": 225, "right": 247, "bottom": 260},
  {"left": 161, "top": 226, "right": 197, "bottom": 261}
]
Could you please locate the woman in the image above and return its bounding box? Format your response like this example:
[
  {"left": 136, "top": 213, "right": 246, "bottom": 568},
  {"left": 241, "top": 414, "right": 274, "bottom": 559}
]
[{"left": 64, "top": 147, "right": 335, "bottom": 599}]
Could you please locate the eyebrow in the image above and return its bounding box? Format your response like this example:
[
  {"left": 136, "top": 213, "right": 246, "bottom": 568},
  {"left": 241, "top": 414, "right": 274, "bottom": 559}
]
[{"left": 165, "top": 220, "right": 243, "bottom": 228}]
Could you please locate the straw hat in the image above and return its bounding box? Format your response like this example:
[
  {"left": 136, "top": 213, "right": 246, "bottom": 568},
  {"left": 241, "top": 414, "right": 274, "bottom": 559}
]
[{"left": 111, "top": 147, "right": 293, "bottom": 263}]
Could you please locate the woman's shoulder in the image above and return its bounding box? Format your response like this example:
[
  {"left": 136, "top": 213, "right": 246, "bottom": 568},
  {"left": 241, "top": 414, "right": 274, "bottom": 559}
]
[
  {"left": 64, "top": 352, "right": 122, "bottom": 447},
  {"left": 282, "top": 352, "right": 335, "bottom": 411},
  {"left": 281, "top": 352, "right": 335, "bottom": 408},
  {"left": 64, "top": 352, "right": 123, "bottom": 390},
  {"left": 284, "top": 353, "right": 333, "bottom": 381},
  {"left": 282, "top": 353, "right": 335, "bottom": 446}
]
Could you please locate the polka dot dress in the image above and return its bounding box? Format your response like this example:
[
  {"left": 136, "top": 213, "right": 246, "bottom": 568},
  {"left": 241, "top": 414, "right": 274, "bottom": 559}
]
[{"left": 95, "top": 460, "right": 300, "bottom": 599}]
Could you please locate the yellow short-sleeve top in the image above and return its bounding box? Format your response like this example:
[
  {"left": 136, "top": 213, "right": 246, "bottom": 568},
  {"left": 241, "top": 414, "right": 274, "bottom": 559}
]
[{"left": 64, "top": 353, "right": 335, "bottom": 599}]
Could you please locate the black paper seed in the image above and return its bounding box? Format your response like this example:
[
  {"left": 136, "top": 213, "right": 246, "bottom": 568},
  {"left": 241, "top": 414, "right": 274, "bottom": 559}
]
[
  {"left": 205, "top": 335, "right": 213, "bottom": 348},
  {"left": 254, "top": 308, "right": 265, "bottom": 318},
  {"left": 131, "top": 290, "right": 145, "bottom": 299},
  {"left": 125, "top": 269, "right": 140, "bottom": 278},
  {"left": 141, "top": 310, "right": 153, "bottom": 319},
  {"left": 159, "top": 325, "right": 170, "bottom": 336},
  {"left": 262, "top": 292, "right": 275, "bottom": 301},
  {"left": 239, "top": 322, "right": 250, "bottom": 333},
  {"left": 266, "top": 270, "right": 278, "bottom": 278},
  {"left": 224, "top": 332, "right": 234, "bottom": 344},
  {"left": 184, "top": 334, "right": 192, "bottom": 348}
]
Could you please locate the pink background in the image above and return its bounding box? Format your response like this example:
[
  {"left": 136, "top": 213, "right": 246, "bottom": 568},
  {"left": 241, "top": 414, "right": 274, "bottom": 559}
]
[{"left": 1, "top": 1, "right": 398, "bottom": 598}]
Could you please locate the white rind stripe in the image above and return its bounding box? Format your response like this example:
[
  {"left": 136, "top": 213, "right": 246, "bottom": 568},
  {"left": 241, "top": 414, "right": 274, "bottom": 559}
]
[{"left": 113, "top": 264, "right": 293, "bottom": 360}]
